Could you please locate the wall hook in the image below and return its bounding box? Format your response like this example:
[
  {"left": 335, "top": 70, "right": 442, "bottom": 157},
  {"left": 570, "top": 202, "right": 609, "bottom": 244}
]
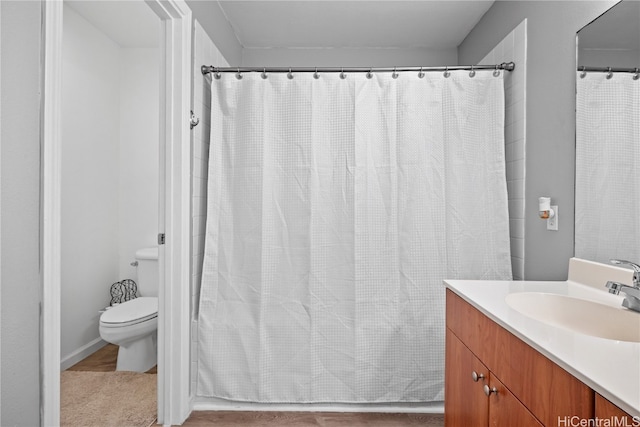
[{"left": 190, "top": 110, "right": 200, "bottom": 129}]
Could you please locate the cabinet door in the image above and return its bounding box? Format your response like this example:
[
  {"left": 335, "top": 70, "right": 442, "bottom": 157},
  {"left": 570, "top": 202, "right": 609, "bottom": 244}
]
[
  {"left": 595, "top": 394, "right": 638, "bottom": 425},
  {"left": 488, "top": 375, "right": 543, "bottom": 427},
  {"left": 445, "top": 329, "right": 489, "bottom": 427}
]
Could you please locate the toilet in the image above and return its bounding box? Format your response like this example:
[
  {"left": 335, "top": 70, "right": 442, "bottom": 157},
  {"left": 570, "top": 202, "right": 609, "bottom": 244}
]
[{"left": 99, "top": 247, "right": 158, "bottom": 372}]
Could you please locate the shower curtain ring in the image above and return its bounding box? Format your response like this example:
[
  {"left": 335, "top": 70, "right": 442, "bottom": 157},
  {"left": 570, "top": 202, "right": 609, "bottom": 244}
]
[
  {"left": 392, "top": 67, "right": 399, "bottom": 79},
  {"left": 366, "top": 68, "right": 373, "bottom": 79},
  {"left": 340, "top": 68, "right": 346, "bottom": 79},
  {"left": 287, "top": 68, "right": 294, "bottom": 80},
  {"left": 261, "top": 68, "right": 268, "bottom": 79},
  {"left": 606, "top": 67, "right": 613, "bottom": 80},
  {"left": 418, "top": 67, "right": 425, "bottom": 79},
  {"left": 634, "top": 68, "right": 640, "bottom": 81},
  {"left": 444, "top": 67, "right": 450, "bottom": 78},
  {"left": 579, "top": 66, "right": 587, "bottom": 79},
  {"left": 469, "top": 66, "right": 476, "bottom": 78},
  {"left": 493, "top": 65, "right": 500, "bottom": 77},
  {"left": 235, "top": 68, "right": 243, "bottom": 80},
  {"left": 313, "top": 67, "right": 320, "bottom": 79},
  {"left": 214, "top": 68, "right": 221, "bottom": 80}
]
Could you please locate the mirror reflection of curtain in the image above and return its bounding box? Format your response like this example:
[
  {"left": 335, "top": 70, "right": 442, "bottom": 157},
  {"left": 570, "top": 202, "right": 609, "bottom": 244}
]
[
  {"left": 575, "top": 72, "right": 640, "bottom": 264},
  {"left": 197, "top": 71, "right": 512, "bottom": 403}
]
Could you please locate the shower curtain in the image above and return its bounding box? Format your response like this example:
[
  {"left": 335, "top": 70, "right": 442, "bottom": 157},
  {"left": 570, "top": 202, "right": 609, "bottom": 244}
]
[
  {"left": 576, "top": 72, "right": 640, "bottom": 263},
  {"left": 197, "top": 70, "right": 512, "bottom": 403}
]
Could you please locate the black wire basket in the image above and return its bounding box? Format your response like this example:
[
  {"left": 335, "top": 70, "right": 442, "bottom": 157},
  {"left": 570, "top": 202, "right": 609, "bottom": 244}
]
[{"left": 109, "top": 279, "right": 138, "bottom": 306}]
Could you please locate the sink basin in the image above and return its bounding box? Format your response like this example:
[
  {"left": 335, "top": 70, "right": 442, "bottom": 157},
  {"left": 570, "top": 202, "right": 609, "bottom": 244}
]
[{"left": 505, "top": 292, "right": 640, "bottom": 343}]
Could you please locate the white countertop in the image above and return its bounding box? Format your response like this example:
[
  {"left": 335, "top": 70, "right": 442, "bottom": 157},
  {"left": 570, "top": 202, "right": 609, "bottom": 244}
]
[{"left": 444, "top": 278, "right": 640, "bottom": 417}]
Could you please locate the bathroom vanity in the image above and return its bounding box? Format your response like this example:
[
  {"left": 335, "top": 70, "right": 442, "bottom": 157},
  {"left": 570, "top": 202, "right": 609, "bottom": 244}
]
[{"left": 444, "top": 259, "right": 640, "bottom": 426}]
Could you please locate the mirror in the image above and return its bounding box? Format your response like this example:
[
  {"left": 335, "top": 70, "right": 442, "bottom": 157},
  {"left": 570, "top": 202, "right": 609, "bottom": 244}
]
[{"left": 575, "top": 0, "right": 640, "bottom": 266}]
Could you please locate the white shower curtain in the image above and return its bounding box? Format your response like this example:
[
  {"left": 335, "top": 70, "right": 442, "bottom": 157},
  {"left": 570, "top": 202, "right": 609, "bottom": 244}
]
[
  {"left": 576, "top": 72, "right": 640, "bottom": 264},
  {"left": 197, "top": 70, "right": 512, "bottom": 403}
]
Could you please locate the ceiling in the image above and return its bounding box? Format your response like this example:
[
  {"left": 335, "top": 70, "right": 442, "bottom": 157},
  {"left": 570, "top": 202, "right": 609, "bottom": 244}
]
[
  {"left": 217, "top": 1, "right": 494, "bottom": 49},
  {"left": 64, "top": 0, "right": 495, "bottom": 52}
]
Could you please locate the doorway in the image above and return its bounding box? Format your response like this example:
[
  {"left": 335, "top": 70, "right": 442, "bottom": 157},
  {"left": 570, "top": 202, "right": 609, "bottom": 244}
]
[
  {"left": 59, "top": 0, "right": 160, "bottom": 371},
  {"left": 59, "top": 1, "right": 159, "bottom": 422},
  {"left": 41, "top": 0, "right": 193, "bottom": 425}
]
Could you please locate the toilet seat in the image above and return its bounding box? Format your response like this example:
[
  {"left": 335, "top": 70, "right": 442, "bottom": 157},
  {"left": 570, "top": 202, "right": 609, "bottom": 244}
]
[{"left": 100, "top": 297, "right": 157, "bottom": 328}]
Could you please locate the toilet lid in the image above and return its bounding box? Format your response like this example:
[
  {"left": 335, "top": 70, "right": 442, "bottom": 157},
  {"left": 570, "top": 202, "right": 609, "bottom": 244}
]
[{"left": 101, "top": 297, "right": 158, "bottom": 325}]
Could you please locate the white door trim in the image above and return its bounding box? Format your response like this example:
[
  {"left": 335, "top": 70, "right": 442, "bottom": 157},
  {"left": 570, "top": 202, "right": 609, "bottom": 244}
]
[
  {"left": 41, "top": 1, "right": 63, "bottom": 425},
  {"left": 41, "top": 0, "right": 192, "bottom": 425},
  {"left": 145, "top": 0, "right": 193, "bottom": 424}
]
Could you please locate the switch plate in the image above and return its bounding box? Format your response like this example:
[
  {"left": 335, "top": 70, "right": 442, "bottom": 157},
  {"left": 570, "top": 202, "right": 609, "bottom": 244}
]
[{"left": 547, "top": 205, "right": 558, "bottom": 231}]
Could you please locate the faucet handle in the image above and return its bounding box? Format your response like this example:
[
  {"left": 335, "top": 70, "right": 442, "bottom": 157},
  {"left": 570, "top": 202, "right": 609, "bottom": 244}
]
[
  {"left": 605, "top": 281, "right": 624, "bottom": 295},
  {"left": 609, "top": 259, "right": 640, "bottom": 286}
]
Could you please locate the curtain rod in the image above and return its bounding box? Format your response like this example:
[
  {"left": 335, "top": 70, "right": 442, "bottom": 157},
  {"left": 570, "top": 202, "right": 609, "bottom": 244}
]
[
  {"left": 201, "top": 62, "right": 515, "bottom": 77},
  {"left": 578, "top": 66, "right": 640, "bottom": 80},
  {"left": 578, "top": 66, "right": 639, "bottom": 73}
]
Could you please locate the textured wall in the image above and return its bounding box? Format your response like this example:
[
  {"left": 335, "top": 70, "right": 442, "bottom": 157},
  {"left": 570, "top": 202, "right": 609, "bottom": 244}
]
[{"left": 0, "top": 1, "right": 43, "bottom": 425}]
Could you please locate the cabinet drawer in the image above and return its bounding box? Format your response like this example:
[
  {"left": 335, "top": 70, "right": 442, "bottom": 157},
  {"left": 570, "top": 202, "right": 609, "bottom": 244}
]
[{"left": 446, "top": 289, "right": 594, "bottom": 426}]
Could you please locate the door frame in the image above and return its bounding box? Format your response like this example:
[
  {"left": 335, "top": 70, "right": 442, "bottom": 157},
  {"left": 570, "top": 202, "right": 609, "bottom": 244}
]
[{"left": 41, "top": 1, "right": 193, "bottom": 425}]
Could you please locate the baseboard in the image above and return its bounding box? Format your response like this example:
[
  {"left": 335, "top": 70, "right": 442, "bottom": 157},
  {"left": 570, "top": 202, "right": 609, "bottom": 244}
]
[
  {"left": 60, "top": 337, "right": 108, "bottom": 371},
  {"left": 192, "top": 397, "right": 444, "bottom": 414}
]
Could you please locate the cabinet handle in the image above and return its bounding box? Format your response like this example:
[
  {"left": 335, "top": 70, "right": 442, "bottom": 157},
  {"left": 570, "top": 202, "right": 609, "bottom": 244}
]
[
  {"left": 471, "top": 371, "right": 485, "bottom": 382},
  {"left": 483, "top": 384, "right": 498, "bottom": 396}
]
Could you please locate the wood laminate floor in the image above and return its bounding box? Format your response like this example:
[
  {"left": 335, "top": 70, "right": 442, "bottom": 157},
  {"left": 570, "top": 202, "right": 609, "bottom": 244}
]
[
  {"left": 67, "top": 343, "right": 157, "bottom": 374},
  {"left": 70, "top": 345, "right": 444, "bottom": 426},
  {"left": 182, "top": 411, "right": 445, "bottom": 426}
]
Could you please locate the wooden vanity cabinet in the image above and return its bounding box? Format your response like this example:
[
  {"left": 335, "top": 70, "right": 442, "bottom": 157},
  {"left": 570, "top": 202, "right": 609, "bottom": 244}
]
[
  {"left": 488, "top": 374, "right": 543, "bottom": 427},
  {"left": 445, "top": 329, "right": 489, "bottom": 427},
  {"left": 445, "top": 289, "right": 594, "bottom": 427},
  {"left": 445, "top": 329, "right": 542, "bottom": 427},
  {"left": 595, "top": 394, "right": 637, "bottom": 425}
]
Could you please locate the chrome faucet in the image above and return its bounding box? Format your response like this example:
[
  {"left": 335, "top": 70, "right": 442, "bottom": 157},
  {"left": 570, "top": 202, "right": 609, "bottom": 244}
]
[{"left": 606, "top": 259, "right": 640, "bottom": 312}]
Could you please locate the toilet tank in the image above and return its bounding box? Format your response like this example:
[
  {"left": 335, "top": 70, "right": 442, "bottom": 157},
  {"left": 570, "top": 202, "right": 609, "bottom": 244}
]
[{"left": 135, "top": 247, "right": 159, "bottom": 297}]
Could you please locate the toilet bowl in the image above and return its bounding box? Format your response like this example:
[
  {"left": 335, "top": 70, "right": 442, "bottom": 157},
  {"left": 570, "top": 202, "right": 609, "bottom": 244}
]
[
  {"left": 99, "top": 297, "right": 158, "bottom": 372},
  {"left": 99, "top": 247, "right": 159, "bottom": 372}
]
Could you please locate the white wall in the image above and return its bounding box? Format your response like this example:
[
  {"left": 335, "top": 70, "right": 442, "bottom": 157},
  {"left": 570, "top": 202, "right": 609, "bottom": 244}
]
[
  {"left": 61, "top": 4, "right": 159, "bottom": 368},
  {"left": 0, "top": 2, "right": 42, "bottom": 425},
  {"left": 578, "top": 49, "right": 640, "bottom": 69},
  {"left": 480, "top": 20, "right": 528, "bottom": 280},
  {"left": 185, "top": 0, "right": 243, "bottom": 66},
  {"left": 61, "top": 4, "right": 121, "bottom": 363},
  {"left": 190, "top": 19, "right": 231, "bottom": 395},
  {"left": 241, "top": 47, "right": 457, "bottom": 67},
  {"left": 118, "top": 48, "right": 160, "bottom": 280}
]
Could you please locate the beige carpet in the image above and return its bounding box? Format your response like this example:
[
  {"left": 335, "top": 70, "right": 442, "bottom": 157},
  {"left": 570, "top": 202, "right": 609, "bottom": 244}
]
[{"left": 61, "top": 371, "right": 157, "bottom": 427}]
